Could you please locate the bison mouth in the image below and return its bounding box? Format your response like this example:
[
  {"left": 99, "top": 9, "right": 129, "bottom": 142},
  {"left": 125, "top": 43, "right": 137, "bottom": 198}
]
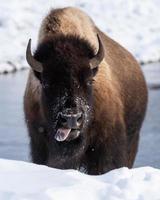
[
  {"left": 54, "top": 110, "right": 83, "bottom": 142},
  {"left": 54, "top": 128, "right": 81, "bottom": 142}
]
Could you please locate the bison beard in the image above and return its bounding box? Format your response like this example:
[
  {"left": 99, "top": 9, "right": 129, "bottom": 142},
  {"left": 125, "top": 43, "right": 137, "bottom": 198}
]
[{"left": 24, "top": 7, "right": 148, "bottom": 175}]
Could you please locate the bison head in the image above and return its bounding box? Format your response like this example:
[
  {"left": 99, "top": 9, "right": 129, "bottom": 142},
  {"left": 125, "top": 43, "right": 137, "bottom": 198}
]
[{"left": 26, "top": 34, "right": 104, "bottom": 147}]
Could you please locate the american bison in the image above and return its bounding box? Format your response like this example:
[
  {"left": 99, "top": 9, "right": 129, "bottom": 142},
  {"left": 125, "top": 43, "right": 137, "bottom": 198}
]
[{"left": 24, "top": 7, "right": 148, "bottom": 175}]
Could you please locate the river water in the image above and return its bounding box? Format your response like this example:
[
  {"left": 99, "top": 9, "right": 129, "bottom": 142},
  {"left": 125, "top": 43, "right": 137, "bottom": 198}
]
[{"left": 0, "top": 63, "right": 160, "bottom": 168}]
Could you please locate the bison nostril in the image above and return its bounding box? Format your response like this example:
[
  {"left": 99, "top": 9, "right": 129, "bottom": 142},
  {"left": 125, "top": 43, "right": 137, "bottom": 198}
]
[
  {"left": 61, "top": 117, "right": 67, "bottom": 124},
  {"left": 59, "top": 113, "right": 68, "bottom": 126},
  {"left": 77, "top": 115, "right": 82, "bottom": 124}
]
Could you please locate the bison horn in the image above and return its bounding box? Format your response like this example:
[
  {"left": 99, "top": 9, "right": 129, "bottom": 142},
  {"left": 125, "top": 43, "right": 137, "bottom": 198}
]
[
  {"left": 89, "top": 34, "right": 105, "bottom": 69},
  {"left": 26, "top": 39, "right": 43, "bottom": 72}
]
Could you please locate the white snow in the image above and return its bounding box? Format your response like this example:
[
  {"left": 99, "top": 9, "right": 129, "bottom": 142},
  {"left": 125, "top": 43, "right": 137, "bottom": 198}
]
[
  {"left": 0, "top": 159, "right": 160, "bottom": 200},
  {"left": 0, "top": 0, "right": 160, "bottom": 73}
]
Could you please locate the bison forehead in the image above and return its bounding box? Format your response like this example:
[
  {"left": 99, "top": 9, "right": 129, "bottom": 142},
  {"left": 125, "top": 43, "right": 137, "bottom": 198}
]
[
  {"left": 41, "top": 61, "right": 92, "bottom": 90},
  {"left": 34, "top": 34, "right": 95, "bottom": 61}
]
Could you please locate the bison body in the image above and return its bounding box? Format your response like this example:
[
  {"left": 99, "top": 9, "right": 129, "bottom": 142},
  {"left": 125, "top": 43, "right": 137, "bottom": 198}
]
[{"left": 24, "top": 7, "right": 148, "bottom": 174}]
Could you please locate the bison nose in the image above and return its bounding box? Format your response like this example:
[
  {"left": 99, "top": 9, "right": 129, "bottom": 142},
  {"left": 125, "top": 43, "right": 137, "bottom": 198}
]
[{"left": 59, "top": 112, "right": 83, "bottom": 129}]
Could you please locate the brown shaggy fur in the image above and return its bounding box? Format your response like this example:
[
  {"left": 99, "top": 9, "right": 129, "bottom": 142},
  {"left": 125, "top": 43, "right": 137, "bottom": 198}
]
[{"left": 24, "top": 7, "right": 148, "bottom": 174}]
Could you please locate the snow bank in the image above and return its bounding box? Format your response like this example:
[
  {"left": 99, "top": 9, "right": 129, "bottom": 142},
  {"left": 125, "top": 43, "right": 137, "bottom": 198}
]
[
  {"left": 0, "top": 159, "right": 160, "bottom": 200},
  {"left": 0, "top": 0, "right": 160, "bottom": 74}
]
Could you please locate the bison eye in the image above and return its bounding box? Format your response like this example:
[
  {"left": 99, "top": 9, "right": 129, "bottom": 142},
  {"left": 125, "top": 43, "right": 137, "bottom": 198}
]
[
  {"left": 42, "top": 82, "right": 50, "bottom": 89},
  {"left": 92, "top": 66, "right": 98, "bottom": 76},
  {"left": 86, "top": 80, "right": 93, "bottom": 87},
  {"left": 73, "top": 80, "right": 80, "bottom": 89}
]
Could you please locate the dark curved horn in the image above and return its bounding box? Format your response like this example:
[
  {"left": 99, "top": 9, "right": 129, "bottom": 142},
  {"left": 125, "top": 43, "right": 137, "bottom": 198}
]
[
  {"left": 89, "top": 34, "right": 105, "bottom": 69},
  {"left": 26, "top": 39, "right": 43, "bottom": 72}
]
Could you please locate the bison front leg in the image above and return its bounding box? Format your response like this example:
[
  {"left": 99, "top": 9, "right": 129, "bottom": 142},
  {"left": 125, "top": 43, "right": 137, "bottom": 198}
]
[
  {"left": 27, "top": 122, "right": 48, "bottom": 165},
  {"left": 85, "top": 125, "right": 128, "bottom": 175}
]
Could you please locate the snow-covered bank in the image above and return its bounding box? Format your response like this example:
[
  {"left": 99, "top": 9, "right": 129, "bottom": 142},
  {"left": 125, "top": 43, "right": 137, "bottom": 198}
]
[
  {"left": 0, "top": 0, "right": 160, "bottom": 74},
  {"left": 0, "top": 159, "right": 160, "bottom": 200}
]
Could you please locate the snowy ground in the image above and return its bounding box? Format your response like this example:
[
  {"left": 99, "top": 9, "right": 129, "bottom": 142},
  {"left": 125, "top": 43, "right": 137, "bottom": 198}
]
[
  {"left": 0, "top": 0, "right": 160, "bottom": 73},
  {"left": 0, "top": 159, "right": 160, "bottom": 200}
]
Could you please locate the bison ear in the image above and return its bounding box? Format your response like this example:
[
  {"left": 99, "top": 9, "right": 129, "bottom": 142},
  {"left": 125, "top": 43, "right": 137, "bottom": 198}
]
[
  {"left": 26, "top": 39, "right": 43, "bottom": 73},
  {"left": 89, "top": 34, "right": 104, "bottom": 70}
]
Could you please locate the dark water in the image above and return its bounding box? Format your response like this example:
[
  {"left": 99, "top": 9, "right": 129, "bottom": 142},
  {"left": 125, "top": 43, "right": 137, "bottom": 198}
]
[
  {"left": 0, "top": 70, "right": 29, "bottom": 161},
  {"left": 135, "top": 63, "right": 160, "bottom": 168},
  {"left": 0, "top": 65, "right": 160, "bottom": 168}
]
